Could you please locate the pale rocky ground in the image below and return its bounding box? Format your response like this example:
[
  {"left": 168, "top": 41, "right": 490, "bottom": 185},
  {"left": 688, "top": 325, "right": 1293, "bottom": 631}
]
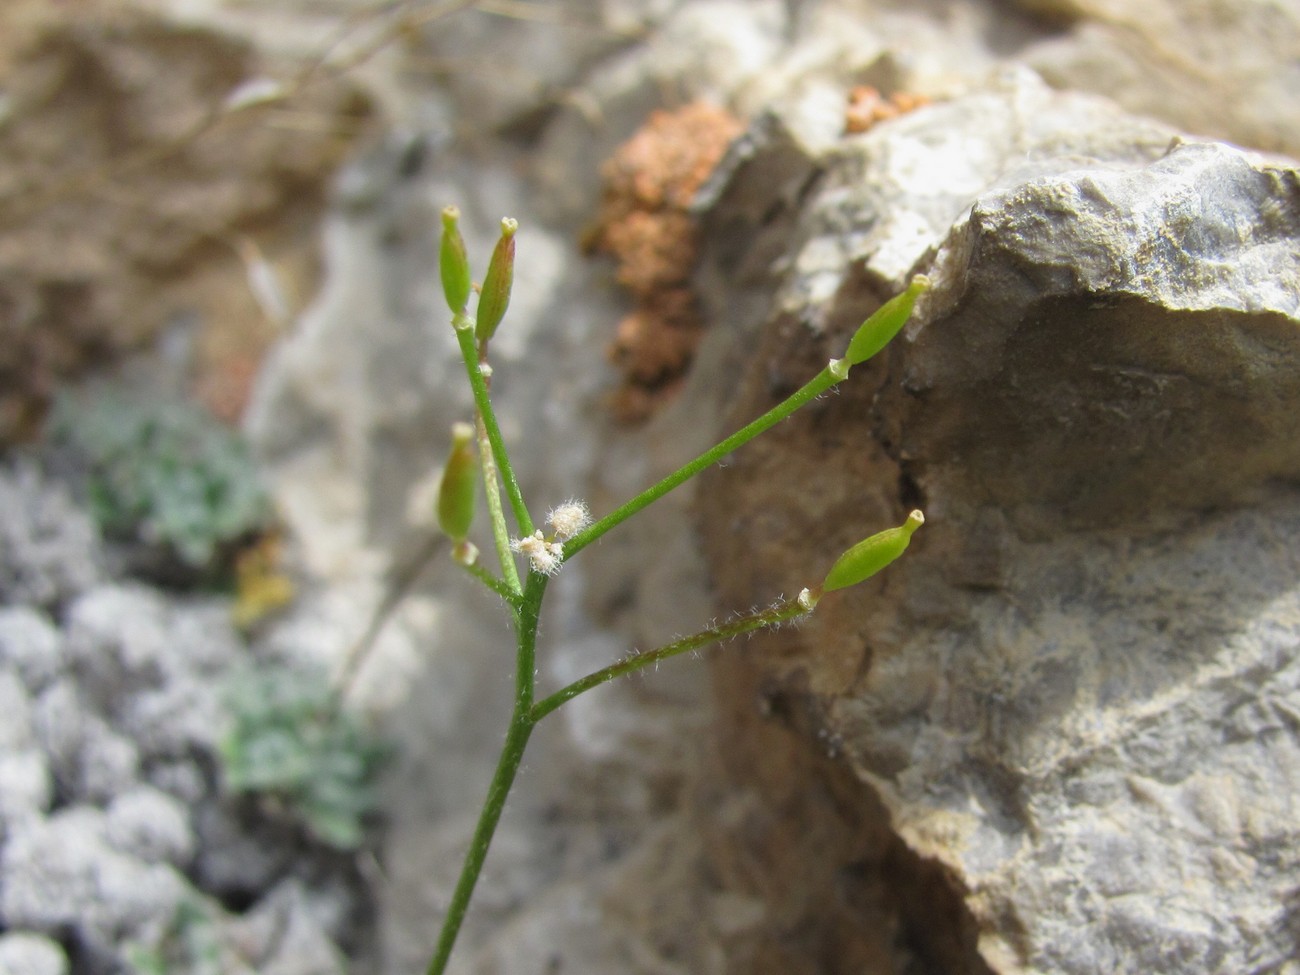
[{"left": 2, "top": 2, "right": 1299, "bottom": 975}]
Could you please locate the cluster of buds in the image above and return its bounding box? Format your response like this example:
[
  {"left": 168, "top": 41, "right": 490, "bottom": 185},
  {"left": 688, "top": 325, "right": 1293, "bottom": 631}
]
[
  {"left": 439, "top": 206, "right": 517, "bottom": 345},
  {"left": 511, "top": 500, "right": 591, "bottom": 576}
]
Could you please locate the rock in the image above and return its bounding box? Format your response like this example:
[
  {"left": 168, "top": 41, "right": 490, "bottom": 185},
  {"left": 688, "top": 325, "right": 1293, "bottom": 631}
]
[
  {"left": 0, "top": 668, "right": 34, "bottom": 752},
  {"left": 0, "top": 606, "right": 65, "bottom": 693},
  {"left": 229, "top": 879, "right": 347, "bottom": 975},
  {"left": 893, "top": 138, "right": 1300, "bottom": 531},
  {"left": 0, "top": 806, "right": 188, "bottom": 963},
  {"left": 73, "top": 720, "right": 141, "bottom": 805},
  {"left": 0, "top": 463, "right": 102, "bottom": 610},
  {"left": 0, "top": 749, "right": 52, "bottom": 838},
  {"left": 192, "top": 801, "right": 294, "bottom": 900},
  {"left": 29, "top": 679, "right": 86, "bottom": 797},
  {"left": 0, "top": 932, "right": 68, "bottom": 975},
  {"left": 64, "top": 585, "right": 173, "bottom": 700},
  {"left": 105, "top": 786, "right": 196, "bottom": 868},
  {"left": 30, "top": 676, "right": 140, "bottom": 804},
  {"left": 692, "top": 67, "right": 1300, "bottom": 975},
  {"left": 1019, "top": 0, "right": 1300, "bottom": 157},
  {"left": 0, "top": 4, "right": 372, "bottom": 441},
  {"left": 64, "top": 585, "right": 239, "bottom": 761}
]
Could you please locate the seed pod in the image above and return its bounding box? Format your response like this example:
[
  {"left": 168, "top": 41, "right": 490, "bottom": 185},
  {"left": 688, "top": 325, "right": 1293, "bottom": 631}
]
[
  {"left": 844, "top": 275, "right": 928, "bottom": 367},
  {"left": 475, "top": 217, "right": 517, "bottom": 344},
  {"left": 822, "top": 510, "right": 924, "bottom": 592},
  {"left": 440, "top": 206, "right": 472, "bottom": 315},
  {"left": 436, "top": 423, "right": 477, "bottom": 542}
]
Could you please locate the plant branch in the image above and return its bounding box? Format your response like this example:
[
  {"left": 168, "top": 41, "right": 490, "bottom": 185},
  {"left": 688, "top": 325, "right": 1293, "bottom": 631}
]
[
  {"left": 530, "top": 587, "right": 819, "bottom": 722},
  {"left": 562, "top": 364, "right": 842, "bottom": 559},
  {"left": 425, "top": 713, "right": 534, "bottom": 975},
  {"left": 458, "top": 558, "right": 518, "bottom": 604},
  {"left": 426, "top": 570, "right": 548, "bottom": 975},
  {"left": 474, "top": 409, "right": 521, "bottom": 594},
  {"left": 454, "top": 317, "right": 534, "bottom": 537}
]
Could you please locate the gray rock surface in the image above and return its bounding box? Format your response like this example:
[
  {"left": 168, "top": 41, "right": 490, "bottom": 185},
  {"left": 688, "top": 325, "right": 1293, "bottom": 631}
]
[
  {"left": 0, "top": 807, "right": 189, "bottom": 958},
  {"left": 1018, "top": 0, "right": 1300, "bottom": 157},
  {"left": 105, "top": 786, "right": 196, "bottom": 868},
  {"left": 0, "top": 460, "right": 373, "bottom": 975},
  {"left": 693, "top": 66, "right": 1300, "bottom": 975},
  {"left": 0, "top": 932, "right": 68, "bottom": 975},
  {"left": 0, "top": 464, "right": 102, "bottom": 610},
  {"left": 0, "top": 607, "right": 65, "bottom": 693},
  {"left": 5, "top": 1, "right": 1296, "bottom": 973}
]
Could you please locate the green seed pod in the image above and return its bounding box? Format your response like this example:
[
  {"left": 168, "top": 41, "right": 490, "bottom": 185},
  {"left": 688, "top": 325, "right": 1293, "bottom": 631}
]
[
  {"left": 436, "top": 423, "right": 477, "bottom": 542},
  {"left": 475, "top": 217, "right": 517, "bottom": 344},
  {"left": 822, "top": 510, "right": 924, "bottom": 592},
  {"left": 440, "top": 206, "right": 472, "bottom": 315},
  {"left": 844, "top": 274, "right": 929, "bottom": 367}
]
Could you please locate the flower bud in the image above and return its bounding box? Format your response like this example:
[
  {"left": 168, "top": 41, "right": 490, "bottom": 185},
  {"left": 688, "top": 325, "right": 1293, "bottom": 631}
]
[
  {"left": 440, "top": 206, "right": 472, "bottom": 315},
  {"left": 844, "top": 274, "right": 928, "bottom": 367},
  {"left": 822, "top": 509, "right": 924, "bottom": 592},
  {"left": 436, "top": 422, "right": 477, "bottom": 542},
  {"left": 475, "top": 217, "right": 517, "bottom": 344}
]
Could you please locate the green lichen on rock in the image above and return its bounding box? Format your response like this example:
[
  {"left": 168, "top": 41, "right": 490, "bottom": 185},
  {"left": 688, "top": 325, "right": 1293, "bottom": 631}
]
[{"left": 47, "top": 385, "right": 272, "bottom": 574}]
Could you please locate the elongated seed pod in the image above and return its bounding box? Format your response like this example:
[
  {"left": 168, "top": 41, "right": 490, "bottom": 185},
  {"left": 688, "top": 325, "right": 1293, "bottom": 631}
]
[
  {"left": 475, "top": 218, "right": 517, "bottom": 344},
  {"left": 844, "top": 275, "right": 928, "bottom": 366},
  {"left": 440, "top": 206, "right": 472, "bottom": 315},
  {"left": 822, "top": 510, "right": 924, "bottom": 592},
  {"left": 436, "top": 423, "right": 477, "bottom": 542}
]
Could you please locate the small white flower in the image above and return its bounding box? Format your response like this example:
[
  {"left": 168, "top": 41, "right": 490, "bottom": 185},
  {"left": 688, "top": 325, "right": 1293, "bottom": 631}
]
[
  {"left": 547, "top": 499, "right": 591, "bottom": 540},
  {"left": 511, "top": 530, "right": 564, "bottom": 576}
]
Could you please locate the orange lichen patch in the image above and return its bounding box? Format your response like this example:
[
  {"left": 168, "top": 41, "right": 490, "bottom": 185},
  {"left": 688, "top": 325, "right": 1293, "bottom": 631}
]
[
  {"left": 588, "top": 102, "right": 744, "bottom": 423},
  {"left": 610, "top": 291, "right": 701, "bottom": 384},
  {"left": 844, "top": 86, "right": 931, "bottom": 135},
  {"left": 599, "top": 209, "right": 699, "bottom": 297}
]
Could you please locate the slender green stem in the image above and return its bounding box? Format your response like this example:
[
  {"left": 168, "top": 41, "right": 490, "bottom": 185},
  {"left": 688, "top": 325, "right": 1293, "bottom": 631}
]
[
  {"left": 515, "top": 571, "right": 549, "bottom": 712},
  {"left": 458, "top": 558, "right": 518, "bottom": 605},
  {"left": 531, "top": 587, "right": 819, "bottom": 722},
  {"left": 425, "top": 713, "right": 535, "bottom": 975},
  {"left": 563, "top": 364, "right": 842, "bottom": 559},
  {"left": 474, "top": 411, "right": 521, "bottom": 595},
  {"left": 453, "top": 315, "right": 534, "bottom": 536},
  {"left": 426, "top": 571, "right": 549, "bottom": 975}
]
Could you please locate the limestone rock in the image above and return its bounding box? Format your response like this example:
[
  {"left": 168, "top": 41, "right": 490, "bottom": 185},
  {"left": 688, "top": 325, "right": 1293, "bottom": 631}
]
[
  {"left": 0, "top": 4, "right": 371, "bottom": 441},
  {"left": 693, "top": 69, "right": 1300, "bottom": 975},
  {"left": 0, "top": 807, "right": 189, "bottom": 963},
  {"left": 0, "top": 932, "right": 68, "bottom": 975},
  {"left": 0, "top": 607, "right": 65, "bottom": 693},
  {"left": 0, "top": 464, "right": 103, "bottom": 611},
  {"left": 104, "top": 785, "right": 196, "bottom": 868},
  {"left": 1017, "top": 0, "right": 1300, "bottom": 157}
]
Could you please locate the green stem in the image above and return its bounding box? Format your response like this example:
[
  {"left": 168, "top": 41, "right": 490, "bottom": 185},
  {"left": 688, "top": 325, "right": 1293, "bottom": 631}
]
[
  {"left": 474, "top": 411, "right": 521, "bottom": 595},
  {"left": 426, "top": 571, "right": 548, "bottom": 975},
  {"left": 424, "top": 714, "right": 534, "bottom": 975},
  {"left": 563, "top": 364, "right": 843, "bottom": 559},
  {"left": 531, "top": 587, "right": 819, "bottom": 722},
  {"left": 458, "top": 558, "right": 518, "bottom": 605},
  {"left": 454, "top": 315, "right": 534, "bottom": 537}
]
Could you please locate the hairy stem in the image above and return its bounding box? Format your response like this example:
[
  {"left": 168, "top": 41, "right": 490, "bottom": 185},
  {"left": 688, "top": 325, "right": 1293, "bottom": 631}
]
[{"left": 531, "top": 588, "right": 818, "bottom": 722}]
